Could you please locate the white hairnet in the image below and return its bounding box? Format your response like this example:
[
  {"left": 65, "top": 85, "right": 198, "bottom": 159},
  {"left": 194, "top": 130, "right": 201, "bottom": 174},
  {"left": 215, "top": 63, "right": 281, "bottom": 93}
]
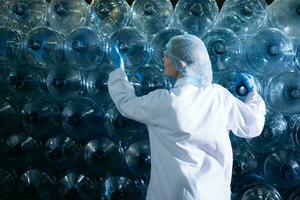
[{"left": 165, "top": 34, "right": 213, "bottom": 87}]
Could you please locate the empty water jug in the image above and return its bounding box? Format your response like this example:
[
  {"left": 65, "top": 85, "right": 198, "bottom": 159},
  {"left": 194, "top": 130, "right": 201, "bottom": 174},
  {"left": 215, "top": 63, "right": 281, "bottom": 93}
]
[
  {"left": 214, "top": 0, "right": 267, "bottom": 37},
  {"left": 21, "top": 98, "right": 60, "bottom": 141},
  {"left": 84, "top": 137, "right": 124, "bottom": 176},
  {"left": 108, "top": 27, "right": 151, "bottom": 72},
  {"left": 65, "top": 27, "right": 105, "bottom": 70},
  {"left": 59, "top": 172, "right": 99, "bottom": 200},
  {"left": 46, "top": 66, "right": 84, "bottom": 102},
  {"left": 89, "top": 0, "right": 131, "bottom": 38},
  {"left": 2, "top": 0, "right": 47, "bottom": 32},
  {"left": 45, "top": 135, "right": 83, "bottom": 173},
  {"left": 202, "top": 28, "right": 240, "bottom": 73},
  {"left": 0, "top": 27, "right": 22, "bottom": 67},
  {"left": 0, "top": 98, "right": 19, "bottom": 138},
  {"left": 265, "top": 72, "right": 300, "bottom": 115},
  {"left": 15, "top": 169, "right": 56, "bottom": 200},
  {"left": 245, "top": 110, "right": 287, "bottom": 154},
  {"left": 174, "top": 0, "right": 219, "bottom": 38},
  {"left": 24, "top": 26, "right": 65, "bottom": 68},
  {"left": 151, "top": 28, "right": 184, "bottom": 67},
  {"left": 48, "top": 0, "right": 90, "bottom": 34},
  {"left": 0, "top": 167, "right": 17, "bottom": 200},
  {"left": 125, "top": 139, "right": 151, "bottom": 176},
  {"left": 264, "top": 147, "right": 300, "bottom": 189},
  {"left": 62, "top": 97, "right": 105, "bottom": 143},
  {"left": 268, "top": 0, "right": 300, "bottom": 38},
  {"left": 240, "top": 183, "right": 282, "bottom": 200},
  {"left": 290, "top": 114, "right": 300, "bottom": 147},
  {"left": 131, "top": 0, "right": 173, "bottom": 37},
  {"left": 242, "top": 28, "right": 294, "bottom": 75}
]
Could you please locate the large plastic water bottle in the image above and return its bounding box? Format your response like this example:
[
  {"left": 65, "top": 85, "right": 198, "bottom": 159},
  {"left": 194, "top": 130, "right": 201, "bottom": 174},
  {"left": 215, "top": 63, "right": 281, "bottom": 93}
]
[
  {"left": 85, "top": 63, "right": 115, "bottom": 108},
  {"left": 202, "top": 28, "right": 240, "bottom": 73},
  {"left": 125, "top": 139, "right": 151, "bottom": 176},
  {"left": 245, "top": 110, "right": 287, "bottom": 154},
  {"left": 265, "top": 72, "right": 300, "bottom": 115},
  {"left": 24, "top": 27, "right": 65, "bottom": 68},
  {"left": 242, "top": 28, "right": 295, "bottom": 75},
  {"left": 267, "top": 0, "right": 300, "bottom": 38},
  {"left": 0, "top": 27, "right": 23, "bottom": 67},
  {"left": 232, "top": 144, "right": 257, "bottom": 180},
  {"left": 263, "top": 147, "right": 300, "bottom": 189},
  {"left": 5, "top": 133, "right": 42, "bottom": 171},
  {"left": 0, "top": 98, "right": 19, "bottom": 138},
  {"left": 240, "top": 183, "right": 282, "bottom": 200},
  {"left": 62, "top": 97, "right": 105, "bottom": 143},
  {"left": 1, "top": 0, "right": 47, "bottom": 32},
  {"left": 48, "top": 0, "right": 90, "bottom": 35},
  {"left": 15, "top": 169, "right": 56, "bottom": 200},
  {"left": 174, "top": 0, "right": 219, "bottom": 38},
  {"left": 290, "top": 114, "right": 300, "bottom": 147},
  {"left": 130, "top": 65, "right": 169, "bottom": 96},
  {"left": 84, "top": 137, "right": 124, "bottom": 176},
  {"left": 65, "top": 27, "right": 105, "bottom": 70},
  {"left": 59, "top": 172, "right": 100, "bottom": 200},
  {"left": 131, "top": 0, "right": 173, "bottom": 37},
  {"left": 104, "top": 104, "right": 147, "bottom": 141},
  {"left": 214, "top": 0, "right": 267, "bottom": 37},
  {"left": 89, "top": 0, "right": 131, "bottom": 38},
  {"left": 151, "top": 28, "right": 184, "bottom": 67},
  {"left": 21, "top": 98, "right": 60, "bottom": 142},
  {"left": 108, "top": 27, "right": 151, "bottom": 72},
  {"left": 45, "top": 135, "right": 82, "bottom": 174},
  {"left": 102, "top": 176, "right": 145, "bottom": 200},
  {"left": 46, "top": 66, "right": 85, "bottom": 102},
  {"left": 0, "top": 167, "right": 17, "bottom": 200}
]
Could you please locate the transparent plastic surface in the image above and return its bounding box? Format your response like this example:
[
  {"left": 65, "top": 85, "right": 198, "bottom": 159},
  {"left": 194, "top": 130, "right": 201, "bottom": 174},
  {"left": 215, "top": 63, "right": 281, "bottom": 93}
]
[
  {"left": 104, "top": 104, "right": 147, "bottom": 141},
  {"left": 108, "top": 27, "right": 151, "bottom": 72},
  {"left": 62, "top": 97, "right": 104, "bottom": 143},
  {"left": 46, "top": 66, "right": 84, "bottom": 102},
  {"left": 174, "top": 0, "right": 219, "bottom": 38},
  {"left": 131, "top": 0, "right": 173, "bottom": 36},
  {"left": 0, "top": 167, "right": 17, "bottom": 199},
  {"left": 214, "top": 0, "right": 267, "bottom": 37},
  {"left": 48, "top": 0, "right": 90, "bottom": 34},
  {"left": 59, "top": 172, "right": 99, "bottom": 200},
  {"left": 24, "top": 27, "right": 64, "bottom": 68},
  {"left": 242, "top": 28, "right": 294, "bottom": 75},
  {"left": 2, "top": 0, "right": 47, "bottom": 32},
  {"left": 45, "top": 135, "right": 82, "bottom": 173},
  {"left": 16, "top": 169, "right": 56, "bottom": 200},
  {"left": 89, "top": 0, "right": 130, "bottom": 37},
  {"left": 265, "top": 72, "right": 300, "bottom": 114},
  {"left": 245, "top": 110, "right": 287, "bottom": 154},
  {"left": 264, "top": 147, "right": 300, "bottom": 189},
  {"left": 202, "top": 28, "right": 240, "bottom": 73},
  {"left": 103, "top": 176, "right": 144, "bottom": 200},
  {"left": 240, "top": 184, "right": 282, "bottom": 200},
  {"left": 0, "top": 98, "right": 19, "bottom": 137},
  {"left": 84, "top": 137, "right": 123, "bottom": 176},
  {"left": 151, "top": 28, "right": 184, "bottom": 67},
  {"left": 65, "top": 27, "right": 105, "bottom": 70},
  {"left": 125, "top": 139, "right": 151, "bottom": 176},
  {"left": 290, "top": 114, "right": 300, "bottom": 147},
  {"left": 0, "top": 27, "right": 22, "bottom": 66},
  {"left": 268, "top": 0, "right": 300, "bottom": 38},
  {"left": 21, "top": 99, "right": 60, "bottom": 141},
  {"left": 293, "top": 43, "right": 300, "bottom": 71}
]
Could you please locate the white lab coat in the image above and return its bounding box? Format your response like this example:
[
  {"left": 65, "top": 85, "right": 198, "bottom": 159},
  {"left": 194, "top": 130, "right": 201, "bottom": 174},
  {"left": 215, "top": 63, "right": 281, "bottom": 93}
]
[{"left": 108, "top": 68, "right": 266, "bottom": 200}]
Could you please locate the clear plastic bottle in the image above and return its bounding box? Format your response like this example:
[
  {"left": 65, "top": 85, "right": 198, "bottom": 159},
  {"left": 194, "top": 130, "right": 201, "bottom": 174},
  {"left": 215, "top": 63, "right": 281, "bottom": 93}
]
[
  {"left": 0, "top": 98, "right": 19, "bottom": 138},
  {"left": 290, "top": 114, "right": 300, "bottom": 148},
  {"left": 240, "top": 184, "right": 282, "bottom": 200},
  {"left": 64, "top": 27, "right": 105, "bottom": 70},
  {"left": 242, "top": 28, "right": 295, "bottom": 75},
  {"left": 24, "top": 26, "right": 65, "bottom": 68},
  {"left": 48, "top": 0, "right": 90, "bottom": 35},
  {"left": 131, "top": 0, "right": 173, "bottom": 37},
  {"left": 108, "top": 27, "right": 151, "bottom": 72},
  {"left": 265, "top": 72, "right": 300, "bottom": 115},
  {"left": 174, "top": 0, "right": 219, "bottom": 38}
]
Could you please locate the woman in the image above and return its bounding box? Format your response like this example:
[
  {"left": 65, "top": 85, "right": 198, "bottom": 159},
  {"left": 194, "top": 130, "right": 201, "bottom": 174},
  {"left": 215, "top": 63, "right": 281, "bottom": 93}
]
[{"left": 108, "top": 35, "right": 266, "bottom": 200}]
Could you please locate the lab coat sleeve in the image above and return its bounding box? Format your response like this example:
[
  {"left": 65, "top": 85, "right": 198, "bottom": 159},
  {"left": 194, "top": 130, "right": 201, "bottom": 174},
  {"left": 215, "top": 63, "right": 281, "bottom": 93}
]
[
  {"left": 226, "top": 90, "right": 266, "bottom": 138},
  {"left": 108, "top": 68, "right": 164, "bottom": 125}
]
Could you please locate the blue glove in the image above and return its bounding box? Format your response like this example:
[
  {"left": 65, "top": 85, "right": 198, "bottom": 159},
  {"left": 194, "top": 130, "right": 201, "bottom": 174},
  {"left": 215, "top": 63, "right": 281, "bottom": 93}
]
[
  {"left": 234, "top": 73, "right": 256, "bottom": 93},
  {"left": 111, "top": 46, "right": 125, "bottom": 70}
]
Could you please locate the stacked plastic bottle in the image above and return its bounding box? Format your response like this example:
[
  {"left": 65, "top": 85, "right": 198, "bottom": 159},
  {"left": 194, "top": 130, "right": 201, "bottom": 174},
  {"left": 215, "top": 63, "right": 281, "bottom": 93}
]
[{"left": 0, "top": 0, "right": 299, "bottom": 199}]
